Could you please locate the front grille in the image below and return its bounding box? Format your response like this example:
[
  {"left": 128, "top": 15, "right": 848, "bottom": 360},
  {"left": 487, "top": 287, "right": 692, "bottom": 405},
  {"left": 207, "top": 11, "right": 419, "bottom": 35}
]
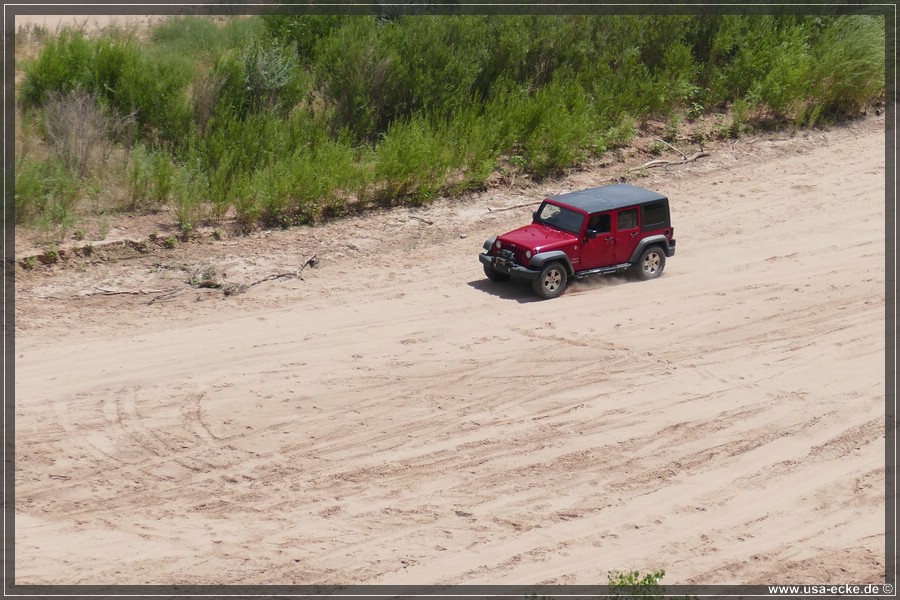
[{"left": 499, "top": 242, "right": 527, "bottom": 265}]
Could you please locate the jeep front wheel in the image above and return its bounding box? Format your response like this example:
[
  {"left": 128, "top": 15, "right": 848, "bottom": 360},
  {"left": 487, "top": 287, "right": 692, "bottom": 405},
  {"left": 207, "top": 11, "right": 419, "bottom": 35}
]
[
  {"left": 483, "top": 263, "right": 510, "bottom": 282},
  {"left": 532, "top": 262, "right": 568, "bottom": 299},
  {"left": 635, "top": 246, "right": 666, "bottom": 280}
]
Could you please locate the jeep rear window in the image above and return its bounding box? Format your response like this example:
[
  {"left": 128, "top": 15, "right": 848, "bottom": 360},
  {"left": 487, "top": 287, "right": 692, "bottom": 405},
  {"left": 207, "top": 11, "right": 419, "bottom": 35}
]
[
  {"left": 536, "top": 202, "right": 584, "bottom": 234},
  {"left": 642, "top": 201, "right": 669, "bottom": 230}
]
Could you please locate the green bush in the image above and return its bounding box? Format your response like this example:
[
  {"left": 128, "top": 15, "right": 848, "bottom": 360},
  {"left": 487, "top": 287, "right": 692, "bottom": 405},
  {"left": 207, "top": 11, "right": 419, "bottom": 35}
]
[
  {"left": 608, "top": 569, "right": 666, "bottom": 600},
  {"left": 19, "top": 30, "right": 93, "bottom": 108},
  {"left": 127, "top": 143, "right": 152, "bottom": 207},
  {"left": 377, "top": 16, "right": 491, "bottom": 125},
  {"left": 172, "top": 161, "right": 205, "bottom": 232},
  {"left": 372, "top": 114, "right": 454, "bottom": 204},
  {"left": 87, "top": 37, "right": 141, "bottom": 108},
  {"left": 20, "top": 30, "right": 193, "bottom": 144},
  {"left": 312, "top": 17, "right": 384, "bottom": 141},
  {"left": 746, "top": 25, "right": 812, "bottom": 120},
  {"left": 227, "top": 125, "right": 367, "bottom": 229},
  {"left": 116, "top": 51, "right": 194, "bottom": 144},
  {"left": 231, "top": 172, "right": 261, "bottom": 231},
  {"left": 805, "top": 15, "right": 885, "bottom": 124},
  {"left": 240, "top": 40, "right": 305, "bottom": 116},
  {"left": 127, "top": 143, "right": 175, "bottom": 210},
  {"left": 493, "top": 73, "right": 595, "bottom": 179},
  {"left": 262, "top": 15, "right": 347, "bottom": 61},
  {"left": 15, "top": 157, "right": 80, "bottom": 227},
  {"left": 443, "top": 103, "right": 505, "bottom": 192}
]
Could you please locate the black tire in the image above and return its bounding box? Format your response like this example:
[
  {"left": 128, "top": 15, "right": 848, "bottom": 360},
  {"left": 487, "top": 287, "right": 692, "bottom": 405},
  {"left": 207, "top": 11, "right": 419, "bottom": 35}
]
[
  {"left": 634, "top": 246, "right": 666, "bottom": 280},
  {"left": 531, "top": 261, "right": 568, "bottom": 299},
  {"left": 483, "top": 263, "right": 511, "bottom": 282}
]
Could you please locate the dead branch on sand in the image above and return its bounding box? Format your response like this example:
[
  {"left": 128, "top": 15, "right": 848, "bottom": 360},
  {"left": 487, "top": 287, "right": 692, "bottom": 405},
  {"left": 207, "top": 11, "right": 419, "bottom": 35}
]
[
  {"left": 148, "top": 289, "right": 184, "bottom": 305},
  {"left": 90, "top": 286, "right": 174, "bottom": 296},
  {"left": 247, "top": 254, "right": 319, "bottom": 288},
  {"left": 629, "top": 151, "right": 710, "bottom": 172},
  {"left": 210, "top": 254, "right": 321, "bottom": 297},
  {"left": 488, "top": 201, "right": 542, "bottom": 213},
  {"left": 653, "top": 138, "right": 688, "bottom": 160}
]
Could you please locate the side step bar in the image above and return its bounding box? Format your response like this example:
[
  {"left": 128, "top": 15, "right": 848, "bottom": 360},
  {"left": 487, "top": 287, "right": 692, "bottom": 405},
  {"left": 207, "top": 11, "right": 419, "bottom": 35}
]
[{"left": 573, "top": 263, "right": 632, "bottom": 279}]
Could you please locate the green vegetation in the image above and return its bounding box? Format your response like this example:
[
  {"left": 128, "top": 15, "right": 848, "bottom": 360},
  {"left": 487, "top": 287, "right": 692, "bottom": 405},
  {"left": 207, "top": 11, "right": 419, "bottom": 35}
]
[
  {"left": 607, "top": 569, "right": 668, "bottom": 599},
  {"left": 526, "top": 569, "right": 690, "bottom": 599},
  {"left": 15, "top": 13, "right": 886, "bottom": 233}
]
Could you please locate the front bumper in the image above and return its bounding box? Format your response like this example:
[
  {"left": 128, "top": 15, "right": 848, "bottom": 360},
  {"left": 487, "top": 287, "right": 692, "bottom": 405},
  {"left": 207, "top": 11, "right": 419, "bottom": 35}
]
[{"left": 480, "top": 253, "right": 541, "bottom": 280}]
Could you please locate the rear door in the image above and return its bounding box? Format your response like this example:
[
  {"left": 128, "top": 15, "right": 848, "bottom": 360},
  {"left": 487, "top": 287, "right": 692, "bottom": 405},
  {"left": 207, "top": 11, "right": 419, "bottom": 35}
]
[
  {"left": 579, "top": 212, "right": 615, "bottom": 269},
  {"left": 613, "top": 207, "right": 640, "bottom": 263}
]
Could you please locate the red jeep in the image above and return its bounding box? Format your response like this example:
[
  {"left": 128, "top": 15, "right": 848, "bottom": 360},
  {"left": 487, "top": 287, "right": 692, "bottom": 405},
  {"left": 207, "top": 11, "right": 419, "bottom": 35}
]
[{"left": 479, "top": 184, "right": 676, "bottom": 299}]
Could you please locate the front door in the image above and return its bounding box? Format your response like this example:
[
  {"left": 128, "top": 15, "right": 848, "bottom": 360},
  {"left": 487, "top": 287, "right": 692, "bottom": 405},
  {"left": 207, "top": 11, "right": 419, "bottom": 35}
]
[
  {"left": 580, "top": 212, "right": 615, "bottom": 269},
  {"left": 613, "top": 207, "right": 640, "bottom": 263}
]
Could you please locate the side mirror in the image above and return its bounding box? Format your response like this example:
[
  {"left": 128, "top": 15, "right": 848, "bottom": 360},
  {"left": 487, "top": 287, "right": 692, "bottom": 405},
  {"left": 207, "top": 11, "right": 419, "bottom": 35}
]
[{"left": 585, "top": 229, "right": 598, "bottom": 239}]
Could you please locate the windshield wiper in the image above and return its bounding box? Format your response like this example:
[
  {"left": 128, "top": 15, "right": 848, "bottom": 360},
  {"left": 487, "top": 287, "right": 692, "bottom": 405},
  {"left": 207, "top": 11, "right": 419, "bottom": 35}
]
[{"left": 539, "top": 219, "right": 563, "bottom": 232}]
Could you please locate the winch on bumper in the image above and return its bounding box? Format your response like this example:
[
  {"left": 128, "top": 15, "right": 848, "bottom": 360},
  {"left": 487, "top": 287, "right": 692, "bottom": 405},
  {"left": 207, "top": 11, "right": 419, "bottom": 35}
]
[{"left": 479, "top": 250, "right": 541, "bottom": 280}]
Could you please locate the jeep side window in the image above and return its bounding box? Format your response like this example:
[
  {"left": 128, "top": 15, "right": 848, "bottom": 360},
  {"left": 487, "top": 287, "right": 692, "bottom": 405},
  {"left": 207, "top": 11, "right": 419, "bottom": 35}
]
[
  {"left": 642, "top": 201, "right": 669, "bottom": 230},
  {"left": 588, "top": 213, "right": 611, "bottom": 233},
  {"left": 617, "top": 208, "right": 638, "bottom": 230}
]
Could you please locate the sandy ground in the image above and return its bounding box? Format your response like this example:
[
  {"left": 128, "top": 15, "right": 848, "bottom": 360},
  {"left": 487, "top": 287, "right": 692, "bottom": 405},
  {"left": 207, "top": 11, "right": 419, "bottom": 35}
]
[{"left": 12, "top": 113, "right": 888, "bottom": 587}]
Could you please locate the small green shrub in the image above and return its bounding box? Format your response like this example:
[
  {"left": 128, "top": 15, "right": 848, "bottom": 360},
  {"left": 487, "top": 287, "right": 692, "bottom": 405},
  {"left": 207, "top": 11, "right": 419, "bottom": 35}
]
[
  {"left": 664, "top": 114, "right": 681, "bottom": 142},
  {"left": 171, "top": 163, "right": 205, "bottom": 232},
  {"left": 608, "top": 569, "right": 666, "bottom": 599},
  {"left": 150, "top": 150, "right": 175, "bottom": 205},
  {"left": 43, "top": 244, "right": 60, "bottom": 264},
  {"left": 126, "top": 143, "right": 152, "bottom": 208},
  {"left": 730, "top": 97, "right": 751, "bottom": 137},
  {"left": 15, "top": 157, "right": 80, "bottom": 227},
  {"left": 127, "top": 144, "right": 174, "bottom": 210}
]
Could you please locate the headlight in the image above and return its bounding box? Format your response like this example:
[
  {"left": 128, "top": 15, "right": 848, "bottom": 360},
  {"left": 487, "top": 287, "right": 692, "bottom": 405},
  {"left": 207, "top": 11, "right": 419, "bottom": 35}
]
[
  {"left": 525, "top": 250, "right": 533, "bottom": 259},
  {"left": 495, "top": 240, "right": 502, "bottom": 249}
]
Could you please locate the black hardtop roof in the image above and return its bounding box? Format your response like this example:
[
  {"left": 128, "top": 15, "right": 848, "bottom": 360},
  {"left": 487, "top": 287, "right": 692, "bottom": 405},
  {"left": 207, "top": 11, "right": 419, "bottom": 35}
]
[{"left": 548, "top": 184, "right": 668, "bottom": 213}]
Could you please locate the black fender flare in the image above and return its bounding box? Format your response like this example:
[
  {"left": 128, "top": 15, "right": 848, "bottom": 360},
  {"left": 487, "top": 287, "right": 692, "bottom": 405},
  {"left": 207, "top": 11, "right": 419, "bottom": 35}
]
[
  {"left": 530, "top": 251, "right": 574, "bottom": 275},
  {"left": 629, "top": 235, "right": 670, "bottom": 263},
  {"left": 482, "top": 236, "right": 497, "bottom": 252}
]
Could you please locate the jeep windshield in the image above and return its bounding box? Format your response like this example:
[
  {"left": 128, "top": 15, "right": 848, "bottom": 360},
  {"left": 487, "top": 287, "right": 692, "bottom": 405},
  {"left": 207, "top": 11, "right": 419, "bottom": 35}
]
[{"left": 535, "top": 202, "right": 584, "bottom": 234}]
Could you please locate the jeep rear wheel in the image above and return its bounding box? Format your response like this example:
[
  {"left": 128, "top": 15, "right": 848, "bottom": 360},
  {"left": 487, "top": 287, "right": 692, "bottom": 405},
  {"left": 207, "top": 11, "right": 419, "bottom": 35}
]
[
  {"left": 635, "top": 246, "right": 666, "bottom": 280},
  {"left": 532, "top": 262, "right": 568, "bottom": 299},
  {"left": 483, "top": 263, "right": 510, "bottom": 282}
]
